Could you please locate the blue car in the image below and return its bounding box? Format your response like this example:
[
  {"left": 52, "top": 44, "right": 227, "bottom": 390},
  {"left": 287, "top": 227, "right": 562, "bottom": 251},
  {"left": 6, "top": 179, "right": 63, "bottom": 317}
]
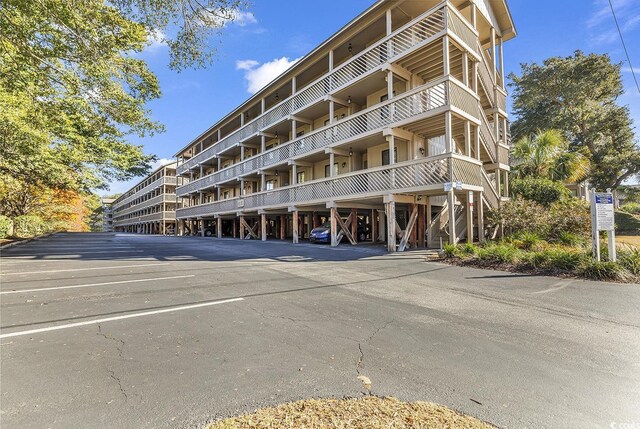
[
  {"left": 309, "top": 222, "right": 332, "bottom": 243},
  {"left": 309, "top": 220, "right": 369, "bottom": 243}
]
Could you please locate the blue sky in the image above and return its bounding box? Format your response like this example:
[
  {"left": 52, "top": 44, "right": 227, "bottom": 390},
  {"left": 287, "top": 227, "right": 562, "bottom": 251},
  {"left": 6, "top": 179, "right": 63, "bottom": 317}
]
[{"left": 104, "top": 0, "right": 640, "bottom": 195}]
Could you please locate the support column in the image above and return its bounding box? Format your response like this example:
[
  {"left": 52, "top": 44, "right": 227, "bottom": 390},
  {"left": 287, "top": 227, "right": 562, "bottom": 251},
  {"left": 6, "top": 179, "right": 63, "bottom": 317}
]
[
  {"left": 448, "top": 191, "right": 456, "bottom": 245},
  {"left": 313, "top": 212, "right": 319, "bottom": 229},
  {"left": 280, "top": 215, "right": 286, "bottom": 239},
  {"left": 292, "top": 210, "right": 299, "bottom": 244},
  {"left": 232, "top": 218, "right": 237, "bottom": 238},
  {"left": 464, "top": 120, "right": 471, "bottom": 157},
  {"left": 418, "top": 204, "right": 426, "bottom": 248},
  {"left": 466, "top": 192, "right": 473, "bottom": 244},
  {"left": 330, "top": 207, "right": 338, "bottom": 247},
  {"left": 200, "top": 219, "right": 205, "bottom": 237},
  {"left": 445, "top": 111, "right": 453, "bottom": 153},
  {"left": 386, "top": 200, "right": 396, "bottom": 252},
  {"left": 409, "top": 203, "right": 418, "bottom": 249},
  {"left": 371, "top": 209, "right": 377, "bottom": 243},
  {"left": 491, "top": 28, "right": 497, "bottom": 83},
  {"left": 351, "top": 208, "right": 357, "bottom": 243},
  {"left": 476, "top": 191, "right": 485, "bottom": 243},
  {"left": 496, "top": 169, "right": 502, "bottom": 197},
  {"left": 239, "top": 216, "right": 245, "bottom": 239},
  {"left": 217, "top": 218, "right": 222, "bottom": 238},
  {"left": 329, "top": 152, "right": 335, "bottom": 177},
  {"left": 388, "top": 135, "right": 396, "bottom": 164},
  {"left": 443, "top": 35, "right": 450, "bottom": 76},
  {"left": 261, "top": 213, "right": 267, "bottom": 241}
]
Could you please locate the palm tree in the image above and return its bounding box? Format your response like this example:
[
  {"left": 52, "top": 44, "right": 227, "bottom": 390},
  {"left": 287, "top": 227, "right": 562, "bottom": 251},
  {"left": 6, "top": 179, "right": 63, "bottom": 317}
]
[{"left": 511, "top": 129, "right": 590, "bottom": 183}]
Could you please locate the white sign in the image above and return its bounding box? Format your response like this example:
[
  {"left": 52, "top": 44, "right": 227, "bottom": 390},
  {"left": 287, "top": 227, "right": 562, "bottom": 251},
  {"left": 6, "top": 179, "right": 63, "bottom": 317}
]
[
  {"left": 444, "top": 182, "right": 452, "bottom": 192},
  {"left": 590, "top": 190, "right": 616, "bottom": 262},
  {"left": 594, "top": 193, "right": 614, "bottom": 231},
  {"left": 456, "top": 181, "right": 463, "bottom": 191}
]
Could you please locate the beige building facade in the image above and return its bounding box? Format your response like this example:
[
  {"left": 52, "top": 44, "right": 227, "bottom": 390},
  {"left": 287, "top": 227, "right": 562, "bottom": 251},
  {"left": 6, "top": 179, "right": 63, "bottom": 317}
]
[
  {"left": 112, "top": 162, "right": 178, "bottom": 234},
  {"left": 174, "top": 0, "right": 515, "bottom": 251}
]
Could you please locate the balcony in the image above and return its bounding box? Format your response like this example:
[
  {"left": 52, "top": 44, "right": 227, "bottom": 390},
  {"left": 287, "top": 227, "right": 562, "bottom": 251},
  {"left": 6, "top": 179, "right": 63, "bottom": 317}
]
[
  {"left": 176, "top": 2, "right": 479, "bottom": 176},
  {"left": 177, "top": 77, "right": 479, "bottom": 197},
  {"left": 112, "top": 177, "right": 177, "bottom": 211},
  {"left": 113, "top": 211, "right": 176, "bottom": 226},
  {"left": 176, "top": 153, "right": 482, "bottom": 219}
]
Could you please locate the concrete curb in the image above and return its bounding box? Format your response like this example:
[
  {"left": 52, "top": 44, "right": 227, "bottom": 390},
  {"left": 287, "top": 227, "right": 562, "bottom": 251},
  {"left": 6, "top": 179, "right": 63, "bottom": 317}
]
[{"left": 0, "top": 231, "right": 59, "bottom": 250}]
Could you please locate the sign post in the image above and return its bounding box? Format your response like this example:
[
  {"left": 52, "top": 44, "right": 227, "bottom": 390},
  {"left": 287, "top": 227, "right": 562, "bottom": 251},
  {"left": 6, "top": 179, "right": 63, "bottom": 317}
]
[{"left": 590, "top": 189, "right": 616, "bottom": 262}]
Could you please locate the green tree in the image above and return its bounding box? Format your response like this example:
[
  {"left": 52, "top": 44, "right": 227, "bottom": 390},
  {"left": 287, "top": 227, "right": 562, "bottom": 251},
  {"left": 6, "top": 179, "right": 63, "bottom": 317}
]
[
  {"left": 510, "top": 51, "right": 640, "bottom": 190},
  {"left": 511, "top": 129, "right": 590, "bottom": 183}
]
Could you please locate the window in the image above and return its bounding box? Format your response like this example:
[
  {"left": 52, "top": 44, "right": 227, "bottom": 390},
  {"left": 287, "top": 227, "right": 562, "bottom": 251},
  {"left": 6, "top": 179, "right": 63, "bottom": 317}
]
[
  {"left": 296, "top": 130, "right": 305, "bottom": 137},
  {"left": 297, "top": 171, "right": 305, "bottom": 183},
  {"left": 382, "top": 148, "right": 397, "bottom": 166},
  {"left": 266, "top": 180, "right": 275, "bottom": 191},
  {"left": 325, "top": 163, "right": 339, "bottom": 177},
  {"left": 223, "top": 191, "right": 230, "bottom": 199}
]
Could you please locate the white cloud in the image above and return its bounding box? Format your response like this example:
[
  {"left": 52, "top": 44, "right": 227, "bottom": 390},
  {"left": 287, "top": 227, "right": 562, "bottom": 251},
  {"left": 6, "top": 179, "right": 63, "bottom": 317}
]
[
  {"left": 236, "top": 57, "right": 301, "bottom": 94},
  {"left": 587, "top": 0, "right": 640, "bottom": 45},
  {"left": 145, "top": 29, "right": 167, "bottom": 53},
  {"left": 150, "top": 158, "right": 175, "bottom": 170},
  {"left": 232, "top": 11, "right": 257, "bottom": 26},
  {"left": 622, "top": 67, "right": 639, "bottom": 73}
]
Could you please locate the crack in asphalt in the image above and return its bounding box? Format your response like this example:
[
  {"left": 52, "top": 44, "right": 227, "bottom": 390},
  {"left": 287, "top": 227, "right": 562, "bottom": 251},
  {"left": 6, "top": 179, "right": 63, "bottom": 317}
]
[{"left": 97, "top": 324, "right": 129, "bottom": 402}]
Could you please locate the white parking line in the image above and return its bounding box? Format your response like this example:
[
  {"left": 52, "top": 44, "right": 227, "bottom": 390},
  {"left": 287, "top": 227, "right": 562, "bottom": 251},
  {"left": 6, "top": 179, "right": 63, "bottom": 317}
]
[
  {"left": 0, "top": 275, "right": 194, "bottom": 295},
  {"left": 1, "top": 263, "right": 171, "bottom": 276},
  {"left": 6, "top": 250, "right": 145, "bottom": 255},
  {"left": 0, "top": 298, "right": 244, "bottom": 339}
]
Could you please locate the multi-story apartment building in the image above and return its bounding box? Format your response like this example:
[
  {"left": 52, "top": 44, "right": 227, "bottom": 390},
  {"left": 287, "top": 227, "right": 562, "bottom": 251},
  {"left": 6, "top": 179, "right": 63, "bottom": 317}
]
[
  {"left": 101, "top": 198, "right": 116, "bottom": 232},
  {"left": 112, "top": 162, "right": 178, "bottom": 234},
  {"left": 174, "top": 0, "right": 515, "bottom": 251}
]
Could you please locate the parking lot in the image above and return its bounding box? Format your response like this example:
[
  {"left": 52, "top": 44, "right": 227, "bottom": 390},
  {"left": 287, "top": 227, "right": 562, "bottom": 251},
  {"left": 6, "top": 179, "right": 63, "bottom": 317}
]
[{"left": 1, "top": 232, "right": 639, "bottom": 428}]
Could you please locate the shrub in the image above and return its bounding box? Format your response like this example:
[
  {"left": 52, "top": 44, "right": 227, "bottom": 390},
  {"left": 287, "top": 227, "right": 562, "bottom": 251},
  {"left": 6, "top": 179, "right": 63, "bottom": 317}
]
[
  {"left": 542, "top": 248, "right": 589, "bottom": 271},
  {"left": 618, "top": 247, "right": 640, "bottom": 276},
  {"left": 0, "top": 215, "right": 12, "bottom": 238},
  {"left": 512, "top": 232, "right": 542, "bottom": 250},
  {"left": 443, "top": 243, "right": 458, "bottom": 258},
  {"left": 486, "top": 198, "right": 550, "bottom": 237},
  {"left": 13, "top": 215, "right": 46, "bottom": 238},
  {"left": 580, "top": 259, "right": 626, "bottom": 281},
  {"left": 620, "top": 202, "right": 640, "bottom": 215},
  {"left": 557, "top": 231, "right": 586, "bottom": 247},
  {"left": 477, "top": 243, "right": 520, "bottom": 264},
  {"left": 511, "top": 177, "right": 570, "bottom": 207},
  {"left": 458, "top": 242, "right": 477, "bottom": 256},
  {"left": 547, "top": 199, "right": 591, "bottom": 240}
]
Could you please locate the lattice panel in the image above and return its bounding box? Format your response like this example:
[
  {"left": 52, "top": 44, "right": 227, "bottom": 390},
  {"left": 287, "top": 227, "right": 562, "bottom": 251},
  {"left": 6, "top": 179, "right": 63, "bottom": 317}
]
[
  {"left": 478, "top": 114, "right": 497, "bottom": 162},
  {"left": 448, "top": 81, "right": 479, "bottom": 119},
  {"left": 446, "top": 9, "right": 479, "bottom": 54},
  {"left": 451, "top": 158, "right": 481, "bottom": 186}
]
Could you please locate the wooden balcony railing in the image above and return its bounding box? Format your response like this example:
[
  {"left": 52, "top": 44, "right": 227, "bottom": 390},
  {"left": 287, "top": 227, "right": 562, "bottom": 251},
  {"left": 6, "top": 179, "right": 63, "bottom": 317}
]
[
  {"left": 176, "top": 1, "right": 478, "bottom": 176},
  {"left": 176, "top": 154, "right": 482, "bottom": 219},
  {"left": 177, "top": 77, "right": 478, "bottom": 197},
  {"left": 112, "top": 177, "right": 177, "bottom": 210}
]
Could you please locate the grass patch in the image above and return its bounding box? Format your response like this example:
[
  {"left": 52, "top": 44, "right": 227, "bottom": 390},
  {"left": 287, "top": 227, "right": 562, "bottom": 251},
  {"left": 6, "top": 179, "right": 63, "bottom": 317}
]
[{"left": 207, "top": 397, "right": 494, "bottom": 429}]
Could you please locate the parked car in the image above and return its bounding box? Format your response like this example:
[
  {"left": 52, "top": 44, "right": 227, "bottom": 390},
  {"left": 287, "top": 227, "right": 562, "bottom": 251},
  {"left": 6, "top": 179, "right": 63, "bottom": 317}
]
[{"left": 309, "top": 219, "right": 369, "bottom": 243}]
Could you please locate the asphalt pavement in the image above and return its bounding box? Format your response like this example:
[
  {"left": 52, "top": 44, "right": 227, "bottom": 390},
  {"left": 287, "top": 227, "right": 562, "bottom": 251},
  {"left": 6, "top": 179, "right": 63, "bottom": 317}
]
[{"left": 1, "top": 232, "right": 639, "bottom": 428}]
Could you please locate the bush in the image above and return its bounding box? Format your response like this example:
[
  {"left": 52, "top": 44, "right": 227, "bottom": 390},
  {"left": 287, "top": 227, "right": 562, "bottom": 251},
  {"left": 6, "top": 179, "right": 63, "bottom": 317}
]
[
  {"left": 443, "top": 243, "right": 458, "bottom": 258},
  {"left": 542, "top": 248, "right": 589, "bottom": 271},
  {"left": 580, "top": 260, "right": 626, "bottom": 281},
  {"left": 511, "top": 178, "right": 570, "bottom": 207},
  {"left": 13, "top": 215, "right": 47, "bottom": 238},
  {"left": 458, "top": 242, "right": 477, "bottom": 256},
  {"left": 620, "top": 202, "right": 640, "bottom": 215},
  {"left": 547, "top": 199, "right": 591, "bottom": 240},
  {"left": 486, "top": 198, "right": 550, "bottom": 237},
  {"left": 477, "top": 243, "right": 520, "bottom": 264},
  {"left": 618, "top": 247, "right": 640, "bottom": 276},
  {"left": 557, "top": 231, "right": 586, "bottom": 247},
  {"left": 511, "top": 232, "right": 542, "bottom": 250},
  {"left": 0, "top": 215, "right": 12, "bottom": 238}
]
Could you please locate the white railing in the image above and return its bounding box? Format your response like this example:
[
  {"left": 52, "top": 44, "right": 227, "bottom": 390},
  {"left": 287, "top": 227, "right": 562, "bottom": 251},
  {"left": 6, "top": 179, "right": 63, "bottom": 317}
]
[
  {"left": 176, "top": 154, "right": 482, "bottom": 218},
  {"left": 176, "top": 1, "right": 478, "bottom": 176},
  {"left": 114, "top": 193, "right": 177, "bottom": 218},
  {"left": 112, "top": 176, "right": 177, "bottom": 210},
  {"left": 177, "top": 78, "right": 461, "bottom": 197},
  {"left": 114, "top": 211, "right": 176, "bottom": 226}
]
